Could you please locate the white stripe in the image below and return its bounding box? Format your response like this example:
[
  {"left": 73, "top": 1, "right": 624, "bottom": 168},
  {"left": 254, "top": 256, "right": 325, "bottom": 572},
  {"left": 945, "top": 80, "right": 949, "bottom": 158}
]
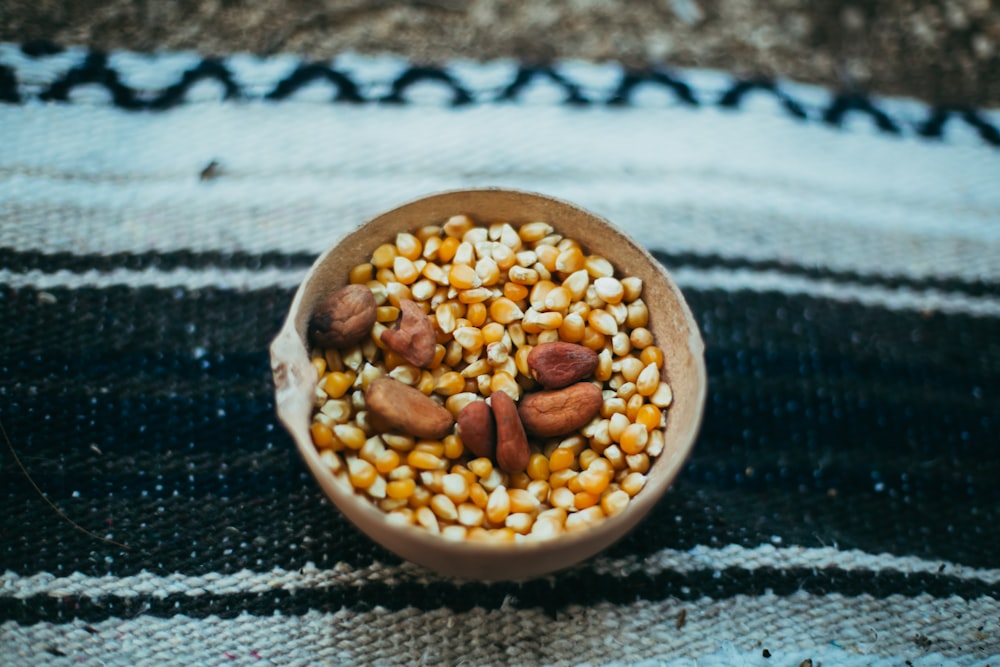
[
  {"left": 4, "top": 544, "right": 998, "bottom": 600},
  {"left": 2, "top": 593, "right": 996, "bottom": 666},
  {"left": 2, "top": 265, "right": 997, "bottom": 318},
  {"left": 1, "top": 103, "right": 998, "bottom": 284}
]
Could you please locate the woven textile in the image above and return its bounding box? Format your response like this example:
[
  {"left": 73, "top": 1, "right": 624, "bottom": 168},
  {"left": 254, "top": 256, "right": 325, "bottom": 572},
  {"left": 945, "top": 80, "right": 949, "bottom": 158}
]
[{"left": 1, "top": 43, "right": 999, "bottom": 666}]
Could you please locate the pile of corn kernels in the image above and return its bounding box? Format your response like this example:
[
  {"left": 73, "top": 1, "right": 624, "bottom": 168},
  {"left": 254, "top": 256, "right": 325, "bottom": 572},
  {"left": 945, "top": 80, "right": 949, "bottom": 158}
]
[{"left": 309, "top": 214, "right": 672, "bottom": 542}]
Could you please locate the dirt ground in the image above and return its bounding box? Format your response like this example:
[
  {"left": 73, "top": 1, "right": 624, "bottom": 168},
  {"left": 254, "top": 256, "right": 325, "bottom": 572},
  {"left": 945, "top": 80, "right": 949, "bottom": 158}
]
[{"left": 3, "top": 0, "right": 999, "bottom": 107}]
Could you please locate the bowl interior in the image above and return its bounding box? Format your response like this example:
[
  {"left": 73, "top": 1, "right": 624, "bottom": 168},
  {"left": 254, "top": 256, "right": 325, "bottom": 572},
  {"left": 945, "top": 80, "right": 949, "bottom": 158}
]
[{"left": 270, "top": 188, "right": 706, "bottom": 581}]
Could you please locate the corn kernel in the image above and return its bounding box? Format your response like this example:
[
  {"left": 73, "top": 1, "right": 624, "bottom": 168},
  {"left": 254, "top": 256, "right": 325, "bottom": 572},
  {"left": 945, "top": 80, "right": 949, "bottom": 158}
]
[
  {"left": 347, "top": 456, "right": 377, "bottom": 489},
  {"left": 415, "top": 506, "right": 440, "bottom": 533},
  {"left": 486, "top": 486, "right": 511, "bottom": 525},
  {"left": 636, "top": 363, "right": 661, "bottom": 397},
  {"left": 374, "top": 449, "right": 400, "bottom": 474},
  {"left": 519, "top": 221, "right": 554, "bottom": 242},
  {"left": 445, "top": 391, "right": 480, "bottom": 416},
  {"left": 550, "top": 486, "right": 576, "bottom": 510},
  {"left": 349, "top": 263, "right": 374, "bottom": 285},
  {"left": 441, "top": 473, "right": 470, "bottom": 504},
  {"left": 526, "top": 453, "right": 550, "bottom": 481},
  {"left": 503, "top": 282, "right": 530, "bottom": 302},
  {"left": 548, "top": 447, "right": 575, "bottom": 472},
  {"left": 508, "top": 488, "right": 540, "bottom": 514},
  {"left": 457, "top": 502, "right": 485, "bottom": 527},
  {"left": 505, "top": 512, "right": 534, "bottom": 534},
  {"left": 581, "top": 327, "right": 606, "bottom": 351},
  {"left": 468, "top": 457, "right": 493, "bottom": 478},
  {"left": 555, "top": 246, "right": 585, "bottom": 273},
  {"left": 639, "top": 345, "right": 664, "bottom": 368},
  {"left": 438, "top": 236, "right": 461, "bottom": 263},
  {"left": 601, "top": 489, "right": 630, "bottom": 516},
  {"left": 650, "top": 381, "right": 673, "bottom": 408},
  {"left": 585, "top": 255, "right": 614, "bottom": 279},
  {"left": 468, "top": 483, "right": 488, "bottom": 508},
  {"left": 526, "top": 479, "right": 550, "bottom": 504},
  {"left": 371, "top": 243, "right": 397, "bottom": 269},
  {"left": 621, "top": 472, "right": 647, "bottom": 496},
  {"left": 430, "top": 494, "right": 459, "bottom": 522},
  {"left": 334, "top": 424, "right": 367, "bottom": 450},
  {"left": 407, "top": 450, "right": 446, "bottom": 470},
  {"left": 324, "top": 371, "right": 355, "bottom": 399},
  {"left": 386, "top": 478, "right": 416, "bottom": 499},
  {"left": 392, "top": 256, "right": 419, "bottom": 284},
  {"left": 635, "top": 404, "right": 661, "bottom": 431},
  {"left": 646, "top": 429, "right": 665, "bottom": 457},
  {"left": 548, "top": 468, "right": 577, "bottom": 489},
  {"left": 620, "top": 423, "right": 649, "bottom": 455},
  {"left": 395, "top": 232, "right": 422, "bottom": 260},
  {"left": 409, "top": 485, "right": 432, "bottom": 509},
  {"left": 443, "top": 214, "right": 474, "bottom": 238},
  {"left": 587, "top": 309, "right": 618, "bottom": 336},
  {"left": 626, "top": 299, "right": 649, "bottom": 328},
  {"left": 626, "top": 452, "right": 650, "bottom": 474},
  {"left": 310, "top": 422, "right": 335, "bottom": 448}
]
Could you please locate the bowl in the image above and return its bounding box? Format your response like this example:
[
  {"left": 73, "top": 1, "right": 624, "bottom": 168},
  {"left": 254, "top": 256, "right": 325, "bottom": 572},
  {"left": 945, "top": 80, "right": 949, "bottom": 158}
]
[{"left": 270, "top": 188, "right": 706, "bottom": 581}]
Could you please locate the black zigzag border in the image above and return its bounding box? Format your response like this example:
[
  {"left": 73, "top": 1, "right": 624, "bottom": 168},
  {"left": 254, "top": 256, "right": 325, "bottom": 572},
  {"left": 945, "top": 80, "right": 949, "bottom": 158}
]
[{"left": 1, "top": 42, "right": 997, "bottom": 147}]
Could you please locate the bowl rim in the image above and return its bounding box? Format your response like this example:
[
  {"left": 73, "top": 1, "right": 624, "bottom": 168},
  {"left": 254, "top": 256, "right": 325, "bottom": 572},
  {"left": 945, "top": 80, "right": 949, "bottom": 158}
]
[{"left": 270, "top": 187, "right": 707, "bottom": 577}]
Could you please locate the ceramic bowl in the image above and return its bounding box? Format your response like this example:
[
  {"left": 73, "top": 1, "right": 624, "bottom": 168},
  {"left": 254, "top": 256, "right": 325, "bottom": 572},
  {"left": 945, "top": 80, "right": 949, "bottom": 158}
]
[{"left": 270, "top": 188, "right": 706, "bottom": 581}]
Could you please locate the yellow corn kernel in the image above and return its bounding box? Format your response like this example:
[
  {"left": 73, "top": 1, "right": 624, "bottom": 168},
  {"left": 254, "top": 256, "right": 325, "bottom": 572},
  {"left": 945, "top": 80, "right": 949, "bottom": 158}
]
[
  {"left": 557, "top": 312, "right": 586, "bottom": 343},
  {"left": 430, "top": 494, "right": 459, "bottom": 522},
  {"left": 601, "top": 395, "right": 627, "bottom": 418},
  {"left": 518, "top": 221, "right": 554, "bottom": 242},
  {"left": 347, "top": 457, "right": 377, "bottom": 489},
  {"left": 650, "top": 381, "right": 673, "bottom": 408},
  {"left": 371, "top": 243, "right": 398, "bottom": 269},
  {"left": 635, "top": 404, "right": 661, "bottom": 431},
  {"left": 636, "top": 362, "right": 661, "bottom": 396},
  {"left": 626, "top": 393, "right": 645, "bottom": 421},
  {"left": 457, "top": 502, "right": 485, "bottom": 527},
  {"left": 626, "top": 452, "right": 650, "bottom": 474},
  {"left": 445, "top": 391, "right": 479, "bottom": 417},
  {"left": 310, "top": 422, "right": 335, "bottom": 448},
  {"left": 465, "top": 302, "right": 487, "bottom": 327},
  {"left": 475, "top": 257, "right": 501, "bottom": 286},
  {"left": 578, "top": 467, "right": 611, "bottom": 495},
  {"left": 347, "top": 263, "right": 373, "bottom": 285},
  {"left": 646, "top": 429, "right": 665, "bottom": 457},
  {"left": 608, "top": 412, "right": 630, "bottom": 443},
  {"left": 384, "top": 282, "right": 413, "bottom": 308},
  {"left": 620, "top": 423, "right": 649, "bottom": 455},
  {"left": 593, "top": 276, "right": 625, "bottom": 304},
  {"left": 578, "top": 448, "right": 599, "bottom": 471},
  {"left": 508, "top": 265, "right": 540, "bottom": 285},
  {"left": 443, "top": 214, "right": 474, "bottom": 238},
  {"left": 431, "top": 371, "right": 464, "bottom": 397},
  {"left": 392, "top": 256, "right": 419, "bottom": 285},
  {"left": 488, "top": 371, "right": 518, "bottom": 400},
  {"left": 512, "top": 345, "right": 532, "bottom": 378},
  {"left": 438, "top": 236, "right": 460, "bottom": 263},
  {"left": 492, "top": 243, "right": 517, "bottom": 270},
  {"left": 375, "top": 267, "right": 396, "bottom": 285},
  {"left": 581, "top": 327, "right": 606, "bottom": 351},
  {"left": 506, "top": 488, "right": 539, "bottom": 515},
  {"left": 626, "top": 299, "right": 649, "bottom": 328},
  {"left": 565, "top": 506, "right": 605, "bottom": 532},
  {"left": 603, "top": 444, "right": 625, "bottom": 469},
  {"left": 372, "top": 305, "right": 398, "bottom": 325},
  {"left": 467, "top": 457, "right": 493, "bottom": 478},
  {"left": 386, "top": 478, "right": 416, "bottom": 499},
  {"left": 441, "top": 472, "right": 470, "bottom": 504},
  {"left": 485, "top": 486, "right": 511, "bottom": 525},
  {"left": 502, "top": 282, "right": 529, "bottom": 303},
  {"left": 550, "top": 486, "right": 576, "bottom": 510},
  {"left": 485, "top": 299, "right": 521, "bottom": 328},
  {"left": 395, "top": 232, "right": 422, "bottom": 260},
  {"left": 522, "top": 309, "right": 563, "bottom": 333},
  {"left": 374, "top": 449, "right": 401, "bottom": 474},
  {"left": 453, "top": 326, "right": 485, "bottom": 353},
  {"left": 587, "top": 309, "right": 618, "bottom": 336},
  {"left": 448, "top": 263, "right": 480, "bottom": 289},
  {"left": 333, "top": 424, "right": 366, "bottom": 450},
  {"left": 457, "top": 287, "right": 492, "bottom": 304},
  {"left": 529, "top": 280, "right": 555, "bottom": 310},
  {"left": 574, "top": 491, "right": 600, "bottom": 510},
  {"left": 453, "top": 241, "right": 475, "bottom": 266},
  {"left": 409, "top": 485, "right": 432, "bottom": 509},
  {"left": 621, "top": 471, "right": 647, "bottom": 496},
  {"left": 443, "top": 433, "right": 464, "bottom": 460},
  {"left": 584, "top": 255, "right": 614, "bottom": 279},
  {"left": 561, "top": 269, "right": 590, "bottom": 301},
  {"left": 619, "top": 357, "right": 645, "bottom": 383},
  {"left": 621, "top": 276, "right": 643, "bottom": 302},
  {"left": 526, "top": 479, "right": 550, "bottom": 504},
  {"left": 548, "top": 468, "right": 577, "bottom": 489},
  {"left": 640, "top": 345, "right": 664, "bottom": 369},
  {"left": 311, "top": 355, "right": 329, "bottom": 378},
  {"left": 468, "top": 482, "right": 488, "bottom": 509},
  {"left": 587, "top": 456, "right": 615, "bottom": 478},
  {"left": 526, "top": 453, "right": 550, "bottom": 481},
  {"left": 421, "top": 235, "right": 442, "bottom": 262},
  {"left": 407, "top": 450, "right": 445, "bottom": 470},
  {"left": 601, "top": 489, "right": 630, "bottom": 516},
  {"left": 505, "top": 512, "right": 535, "bottom": 534},
  {"left": 415, "top": 505, "right": 440, "bottom": 533},
  {"left": 548, "top": 447, "right": 576, "bottom": 473},
  {"left": 323, "top": 371, "right": 354, "bottom": 399},
  {"left": 555, "top": 246, "right": 585, "bottom": 273}
]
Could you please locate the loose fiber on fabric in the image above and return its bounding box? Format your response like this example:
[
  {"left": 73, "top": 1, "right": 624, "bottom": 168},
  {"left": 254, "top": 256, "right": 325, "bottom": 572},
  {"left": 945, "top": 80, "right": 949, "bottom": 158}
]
[{"left": 1, "top": 43, "right": 999, "bottom": 666}]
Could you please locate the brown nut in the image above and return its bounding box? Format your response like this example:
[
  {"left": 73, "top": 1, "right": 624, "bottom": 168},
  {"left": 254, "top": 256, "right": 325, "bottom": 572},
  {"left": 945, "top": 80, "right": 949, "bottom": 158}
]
[
  {"left": 308, "top": 284, "right": 376, "bottom": 349},
  {"left": 380, "top": 299, "right": 436, "bottom": 367},
  {"left": 518, "top": 382, "right": 603, "bottom": 438},
  {"left": 491, "top": 390, "right": 529, "bottom": 473},
  {"left": 457, "top": 401, "right": 496, "bottom": 459},
  {"left": 365, "top": 377, "right": 454, "bottom": 440},
  {"left": 527, "top": 341, "right": 599, "bottom": 388}
]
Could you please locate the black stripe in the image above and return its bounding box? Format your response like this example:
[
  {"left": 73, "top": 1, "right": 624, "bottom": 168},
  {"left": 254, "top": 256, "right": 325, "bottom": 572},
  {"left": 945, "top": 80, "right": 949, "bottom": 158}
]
[
  {"left": 1, "top": 285, "right": 997, "bottom": 577},
  {"left": 2, "top": 566, "right": 997, "bottom": 626},
  {"left": 3, "top": 246, "right": 997, "bottom": 298}
]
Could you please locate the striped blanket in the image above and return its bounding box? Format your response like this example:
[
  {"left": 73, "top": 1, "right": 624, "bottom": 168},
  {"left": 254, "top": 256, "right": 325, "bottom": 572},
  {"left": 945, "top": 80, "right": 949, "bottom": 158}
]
[{"left": 1, "top": 44, "right": 998, "bottom": 666}]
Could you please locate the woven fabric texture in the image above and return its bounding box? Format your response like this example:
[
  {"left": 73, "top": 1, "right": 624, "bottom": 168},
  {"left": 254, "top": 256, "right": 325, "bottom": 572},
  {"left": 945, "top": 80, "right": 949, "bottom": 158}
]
[{"left": 1, "top": 43, "right": 999, "bottom": 666}]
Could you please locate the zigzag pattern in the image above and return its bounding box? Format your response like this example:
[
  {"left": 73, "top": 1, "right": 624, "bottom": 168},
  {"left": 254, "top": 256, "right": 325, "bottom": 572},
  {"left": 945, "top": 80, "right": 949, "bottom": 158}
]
[{"left": 1, "top": 41, "right": 997, "bottom": 146}]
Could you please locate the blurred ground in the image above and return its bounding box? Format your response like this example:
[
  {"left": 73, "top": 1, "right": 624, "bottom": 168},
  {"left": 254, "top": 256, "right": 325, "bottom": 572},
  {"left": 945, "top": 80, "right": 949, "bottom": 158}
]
[{"left": 3, "top": 0, "right": 999, "bottom": 106}]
